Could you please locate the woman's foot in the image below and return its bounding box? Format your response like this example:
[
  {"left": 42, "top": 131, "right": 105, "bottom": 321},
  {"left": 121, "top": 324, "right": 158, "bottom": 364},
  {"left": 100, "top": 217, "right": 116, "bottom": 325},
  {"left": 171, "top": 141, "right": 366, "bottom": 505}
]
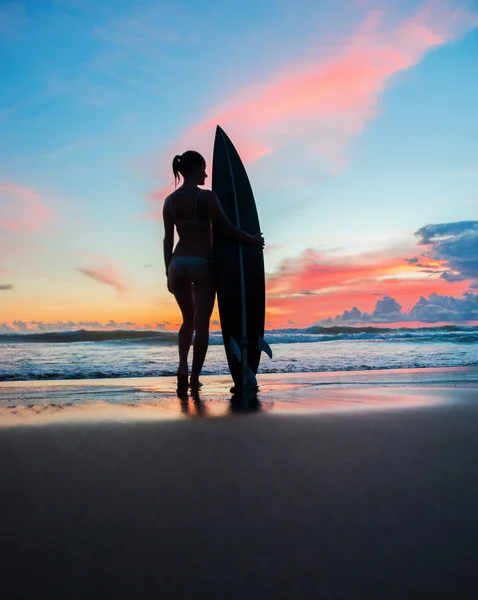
[
  {"left": 176, "top": 370, "right": 189, "bottom": 395},
  {"left": 189, "top": 378, "right": 203, "bottom": 393}
]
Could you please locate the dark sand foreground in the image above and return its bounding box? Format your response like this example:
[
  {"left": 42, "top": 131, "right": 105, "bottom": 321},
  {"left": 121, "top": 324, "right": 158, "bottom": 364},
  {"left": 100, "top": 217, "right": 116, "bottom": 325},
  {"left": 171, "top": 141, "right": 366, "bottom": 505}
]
[{"left": 2, "top": 382, "right": 478, "bottom": 599}]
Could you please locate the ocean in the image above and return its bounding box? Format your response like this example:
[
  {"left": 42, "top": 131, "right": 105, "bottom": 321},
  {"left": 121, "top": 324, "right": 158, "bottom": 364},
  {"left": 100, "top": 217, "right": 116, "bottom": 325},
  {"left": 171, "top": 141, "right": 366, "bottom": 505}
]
[{"left": 0, "top": 325, "right": 477, "bottom": 382}]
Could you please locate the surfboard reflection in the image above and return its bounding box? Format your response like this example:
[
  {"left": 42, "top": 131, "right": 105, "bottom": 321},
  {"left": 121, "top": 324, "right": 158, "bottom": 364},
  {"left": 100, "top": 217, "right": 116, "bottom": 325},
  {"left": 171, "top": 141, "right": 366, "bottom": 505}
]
[{"left": 229, "top": 393, "right": 261, "bottom": 414}]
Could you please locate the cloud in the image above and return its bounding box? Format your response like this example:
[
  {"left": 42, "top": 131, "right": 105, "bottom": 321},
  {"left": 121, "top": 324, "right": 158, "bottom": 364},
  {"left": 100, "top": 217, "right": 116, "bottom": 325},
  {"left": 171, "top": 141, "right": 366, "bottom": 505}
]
[
  {"left": 0, "top": 182, "right": 56, "bottom": 232},
  {"left": 76, "top": 253, "right": 128, "bottom": 295},
  {"left": 265, "top": 236, "right": 474, "bottom": 326},
  {"left": 374, "top": 295, "right": 402, "bottom": 315},
  {"left": 441, "top": 272, "right": 468, "bottom": 283},
  {"left": 0, "top": 319, "right": 171, "bottom": 334},
  {"left": 0, "top": 284, "right": 13, "bottom": 291},
  {"left": 267, "top": 246, "right": 419, "bottom": 299},
  {"left": 319, "top": 291, "right": 478, "bottom": 325},
  {"left": 409, "top": 291, "right": 478, "bottom": 322},
  {"left": 415, "top": 221, "right": 478, "bottom": 283},
  {"left": 146, "top": 0, "right": 478, "bottom": 219},
  {"left": 321, "top": 297, "right": 405, "bottom": 325},
  {"left": 76, "top": 267, "right": 127, "bottom": 294},
  {"left": 212, "top": 1, "right": 475, "bottom": 166}
]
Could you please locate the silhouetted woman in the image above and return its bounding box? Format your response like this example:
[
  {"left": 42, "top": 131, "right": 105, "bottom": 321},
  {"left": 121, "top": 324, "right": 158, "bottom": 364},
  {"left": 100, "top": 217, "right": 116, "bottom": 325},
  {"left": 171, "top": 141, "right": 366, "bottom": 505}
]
[{"left": 163, "top": 150, "right": 264, "bottom": 393}]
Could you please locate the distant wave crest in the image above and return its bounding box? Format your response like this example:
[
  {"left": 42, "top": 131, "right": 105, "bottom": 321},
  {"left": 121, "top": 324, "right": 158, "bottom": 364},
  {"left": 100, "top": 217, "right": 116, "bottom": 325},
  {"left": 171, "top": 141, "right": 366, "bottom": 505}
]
[
  {"left": 0, "top": 329, "right": 177, "bottom": 344},
  {"left": 1, "top": 325, "right": 477, "bottom": 345}
]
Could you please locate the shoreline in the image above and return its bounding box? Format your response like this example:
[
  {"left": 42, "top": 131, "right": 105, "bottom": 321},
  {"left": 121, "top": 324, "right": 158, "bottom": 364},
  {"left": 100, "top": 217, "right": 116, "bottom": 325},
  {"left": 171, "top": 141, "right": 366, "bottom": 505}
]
[
  {"left": 1, "top": 363, "right": 478, "bottom": 385},
  {"left": 0, "top": 366, "right": 477, "bottom": 427}
]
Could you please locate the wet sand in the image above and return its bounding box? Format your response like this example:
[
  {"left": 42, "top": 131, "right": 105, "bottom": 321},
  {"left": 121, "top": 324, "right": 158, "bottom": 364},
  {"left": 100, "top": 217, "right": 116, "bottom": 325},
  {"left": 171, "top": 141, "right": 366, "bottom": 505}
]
[
  {"left": 1, "top": 377, "right": 478, "bottom": 598},
  {"left": 0, "top": 365, "right": 477, "bottom": 426}
]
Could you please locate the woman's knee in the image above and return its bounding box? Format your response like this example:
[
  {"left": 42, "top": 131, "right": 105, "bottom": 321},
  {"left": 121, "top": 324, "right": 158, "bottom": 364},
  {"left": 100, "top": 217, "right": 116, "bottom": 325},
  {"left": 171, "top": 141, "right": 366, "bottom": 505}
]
[
  {"left": 181, "top": 314, "right": 194, "bottom": 330},
  {"left": 193, "top": 317, "right": 210, "bottom": 337}
]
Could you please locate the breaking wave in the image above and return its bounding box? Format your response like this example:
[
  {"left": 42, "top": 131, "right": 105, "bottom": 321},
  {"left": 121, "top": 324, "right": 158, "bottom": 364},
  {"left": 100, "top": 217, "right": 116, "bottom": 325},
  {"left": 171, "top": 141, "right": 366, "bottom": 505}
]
[{"left": 1, "top": 325, "right": 477, "bottom": 345}]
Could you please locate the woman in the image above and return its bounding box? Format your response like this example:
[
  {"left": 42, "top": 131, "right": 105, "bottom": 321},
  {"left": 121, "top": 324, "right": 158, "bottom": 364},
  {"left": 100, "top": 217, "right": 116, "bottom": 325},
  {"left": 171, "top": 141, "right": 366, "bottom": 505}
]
[{"left": 163, "top": 150, "right": 264, "bottom": 393}]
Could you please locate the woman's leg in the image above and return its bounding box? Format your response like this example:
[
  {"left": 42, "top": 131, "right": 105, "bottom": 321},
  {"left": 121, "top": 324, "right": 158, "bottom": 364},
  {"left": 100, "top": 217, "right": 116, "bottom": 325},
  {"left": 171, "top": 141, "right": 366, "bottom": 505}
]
[
  {"left": 168, "top": 266, "right": 194, "bottom": 377},
  {"left": 190, "top": 263, "right": 216, "bottom": 384}
]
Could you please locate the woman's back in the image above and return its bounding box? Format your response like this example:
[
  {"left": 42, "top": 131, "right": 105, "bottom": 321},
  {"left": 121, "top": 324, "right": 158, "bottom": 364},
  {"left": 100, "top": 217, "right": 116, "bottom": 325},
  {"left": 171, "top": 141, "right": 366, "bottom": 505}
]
[{"left": 167, "top": 188, "right": 212, "bottom": 258}]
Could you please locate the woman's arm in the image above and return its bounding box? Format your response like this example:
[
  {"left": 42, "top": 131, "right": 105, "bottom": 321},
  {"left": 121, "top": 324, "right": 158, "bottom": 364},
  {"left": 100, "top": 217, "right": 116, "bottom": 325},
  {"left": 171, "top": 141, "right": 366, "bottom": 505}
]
[
  {"left": 162, "top": 196, "right": 175, "bottom": 277},
  {"left": 204, "top": 191, "right": 264, "bottom": 246}
]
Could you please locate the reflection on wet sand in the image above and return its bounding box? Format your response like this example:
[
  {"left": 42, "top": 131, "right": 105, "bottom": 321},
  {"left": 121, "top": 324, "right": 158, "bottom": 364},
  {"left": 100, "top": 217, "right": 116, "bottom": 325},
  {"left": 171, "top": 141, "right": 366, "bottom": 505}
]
[
  {"left": 179, "top": 393, "right": 210, "bottom": 417},
  {"left": 229, "top": 393, "right": 261, "bottom": 414},
  {"left": 0, "top": 392, "right": 265, "bottom": 426},
  {"left": 0, "top": 371, "right": 475, "bottom": 426},
  {"left": 179, "top": 390, "right": 262, "bottom": 417}
]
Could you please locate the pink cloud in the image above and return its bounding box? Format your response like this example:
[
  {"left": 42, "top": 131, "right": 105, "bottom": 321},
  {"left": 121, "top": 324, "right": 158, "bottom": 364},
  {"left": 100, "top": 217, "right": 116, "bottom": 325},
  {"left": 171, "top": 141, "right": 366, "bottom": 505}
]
[
  {"left": 76, "top": 252, "right": 128, "bottom": 295},
  {"left": 0, "top": 182, "right": 56, "bottom": 232},
  {"left": 265, "top": 245, "right": 473, "bottom": 327},
  {"left": 146, "top": 0, "right": 477, "bottom": 219},
  {"left": 186, "top": 2, "right": 476, "bottom": 168}
]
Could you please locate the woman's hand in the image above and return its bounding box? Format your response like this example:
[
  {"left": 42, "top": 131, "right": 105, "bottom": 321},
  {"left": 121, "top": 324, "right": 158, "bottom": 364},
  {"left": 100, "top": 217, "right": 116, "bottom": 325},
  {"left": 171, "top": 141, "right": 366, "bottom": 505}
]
[{"left": 250, "top": 232, "right": 265, "bottom": 248}]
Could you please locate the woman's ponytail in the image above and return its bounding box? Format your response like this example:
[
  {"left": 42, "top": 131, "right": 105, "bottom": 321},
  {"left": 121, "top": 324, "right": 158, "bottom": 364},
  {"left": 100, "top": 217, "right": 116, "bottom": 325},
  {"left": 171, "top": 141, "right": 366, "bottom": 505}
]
[{"left": 172, "top": 154, "right": 182, "bottom": 186}]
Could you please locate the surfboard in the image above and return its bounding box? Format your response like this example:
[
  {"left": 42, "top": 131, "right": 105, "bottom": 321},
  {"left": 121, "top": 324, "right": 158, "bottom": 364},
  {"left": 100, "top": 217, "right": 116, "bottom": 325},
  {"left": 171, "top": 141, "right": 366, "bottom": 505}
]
[{"left": 212, "top": 126, "right": 272, "bottom": 394}]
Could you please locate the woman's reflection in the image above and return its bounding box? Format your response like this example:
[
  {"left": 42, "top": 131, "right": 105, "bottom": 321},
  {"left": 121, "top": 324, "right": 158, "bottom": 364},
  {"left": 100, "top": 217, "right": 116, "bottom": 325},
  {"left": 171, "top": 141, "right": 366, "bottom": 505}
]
[
  {"left": 178, "top": 390, "right": 262, "bottom": 417},
  {"left": 178, "top": 392, "right": 209, "bottom": 417}
]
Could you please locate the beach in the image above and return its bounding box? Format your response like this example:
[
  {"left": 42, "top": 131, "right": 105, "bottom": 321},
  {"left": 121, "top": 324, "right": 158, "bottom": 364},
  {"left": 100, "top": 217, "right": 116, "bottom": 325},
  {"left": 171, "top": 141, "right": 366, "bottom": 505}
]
[
  {"left": 3, "top": 0, "right": 478, "bottom": 596},
  {"left": 1, "top": 368, "right": 478, "bottom": 598}
]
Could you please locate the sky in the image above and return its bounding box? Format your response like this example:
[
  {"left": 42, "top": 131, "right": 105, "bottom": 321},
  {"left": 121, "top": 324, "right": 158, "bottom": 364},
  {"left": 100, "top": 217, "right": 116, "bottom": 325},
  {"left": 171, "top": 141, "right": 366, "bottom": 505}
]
[{"left": 1, "top": 0, "right": 478, "bottom": 332}]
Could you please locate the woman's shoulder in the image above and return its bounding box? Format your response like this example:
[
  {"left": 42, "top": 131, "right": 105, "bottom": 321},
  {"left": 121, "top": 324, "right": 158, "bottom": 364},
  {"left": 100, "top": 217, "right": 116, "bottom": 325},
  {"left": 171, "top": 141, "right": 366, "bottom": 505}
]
[
  {"left": 168, "top": 187, "right": 213, "bottom": 196},
  {"left": 165, "top": 188, "right": 217, "bottom": 204},
  {"left": 198, "top": 188, "right": 218, "bottom": 201}
]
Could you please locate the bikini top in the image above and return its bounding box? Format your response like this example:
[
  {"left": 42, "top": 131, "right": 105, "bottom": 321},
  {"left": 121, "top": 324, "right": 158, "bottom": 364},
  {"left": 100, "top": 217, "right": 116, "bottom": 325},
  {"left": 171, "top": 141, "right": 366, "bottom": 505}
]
[{"left": 168, "top": 190, "right": 211, "bottom": 229}]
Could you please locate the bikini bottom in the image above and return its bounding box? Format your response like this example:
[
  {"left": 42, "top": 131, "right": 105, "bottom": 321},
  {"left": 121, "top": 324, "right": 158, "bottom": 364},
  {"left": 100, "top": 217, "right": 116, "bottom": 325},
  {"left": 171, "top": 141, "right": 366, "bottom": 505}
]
[{"left": 169, "top": 256, "right": 213, "bottom": 278}]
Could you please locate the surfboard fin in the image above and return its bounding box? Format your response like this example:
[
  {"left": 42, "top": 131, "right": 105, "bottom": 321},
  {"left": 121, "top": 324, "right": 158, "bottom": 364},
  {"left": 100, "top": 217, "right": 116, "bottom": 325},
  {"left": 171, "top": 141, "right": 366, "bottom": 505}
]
[
  {"left": 246, "top": 366, "right": 257, "bottom": 387},
  {"left": 230, "top": 337, "right": 242, "bottom": 362},
  {"left": 258, "top": 337, "right": 273, "bottom": 359}
]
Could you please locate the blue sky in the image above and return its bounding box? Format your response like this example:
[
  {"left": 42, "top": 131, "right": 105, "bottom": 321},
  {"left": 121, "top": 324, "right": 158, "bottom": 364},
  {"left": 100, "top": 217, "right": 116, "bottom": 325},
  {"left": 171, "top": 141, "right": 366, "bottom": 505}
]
[{"left": 1, "top": 0, "right": 477, "bottom": 330}]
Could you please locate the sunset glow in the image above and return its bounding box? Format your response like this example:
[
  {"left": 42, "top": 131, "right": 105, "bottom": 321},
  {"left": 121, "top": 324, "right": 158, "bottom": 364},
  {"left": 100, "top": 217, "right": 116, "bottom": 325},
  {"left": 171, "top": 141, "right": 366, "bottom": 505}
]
[{"left": 1, "top": 0, "right": 477, "bottom": 332}]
